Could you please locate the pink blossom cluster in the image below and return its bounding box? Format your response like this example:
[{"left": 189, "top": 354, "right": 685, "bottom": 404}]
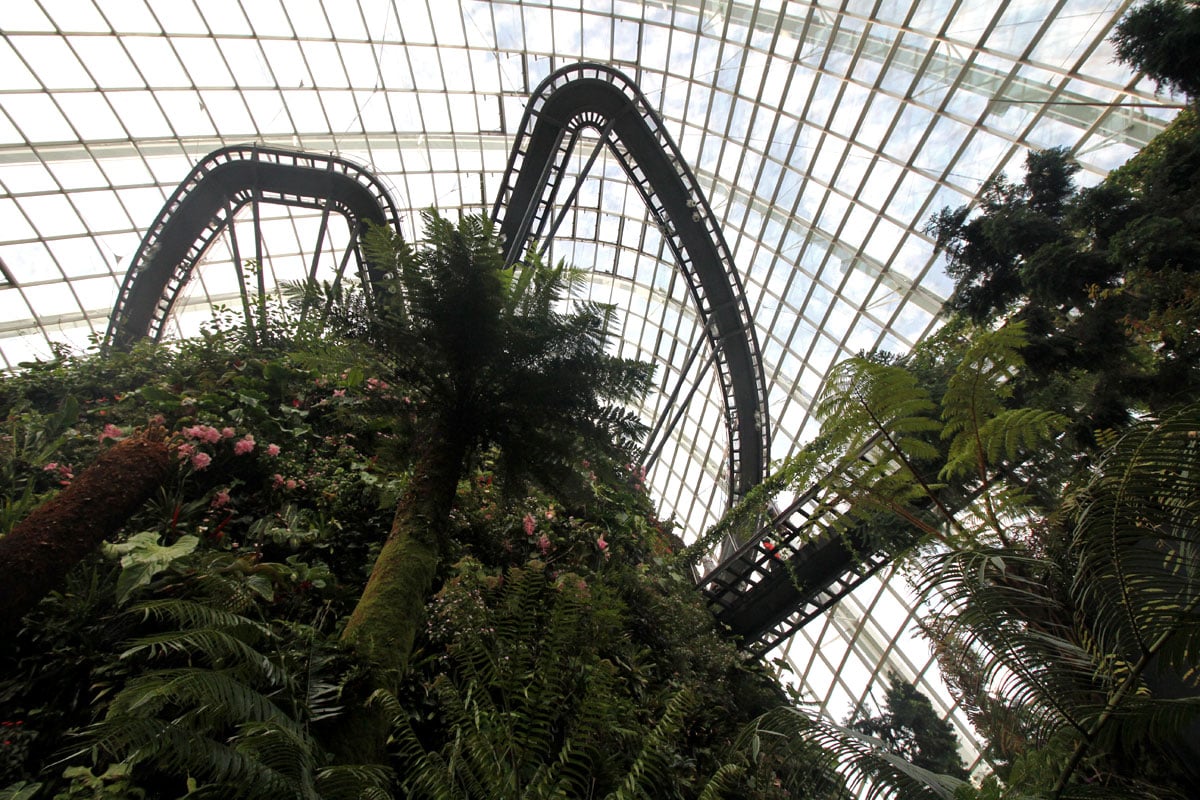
[
  {"left": 272, "top": 473, "right": 305, "bottom": 491},
  {"left": 98, "top": 423, "right": 124, "bottom": 442},
  {"left": 43, "top": 461, "right": 74, "bottom": 486},
  {"left": 173, "top": 423, "right": 280, "bottom": 472},
  {"left": 176, "top": 443, "right": 212, "bottom": 470},
  {"left": 181, "top": 424, "right": 223, "bottom": 444}
]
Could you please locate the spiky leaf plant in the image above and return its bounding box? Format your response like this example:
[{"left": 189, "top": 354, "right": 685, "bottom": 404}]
[{"left": 919, "top": 405, "right": 1200, "bottom": 797}]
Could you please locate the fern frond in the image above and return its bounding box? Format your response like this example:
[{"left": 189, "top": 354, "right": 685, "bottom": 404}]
[
  {"left": 313, "top": 764, "right": 396, "bottom": 800},
  {"left": 122, "top": 627, "right": 283, "bottom": 684},
  {"left": 694, "top": 762, "right": 746, "bottom": 800},
  {"left": 129, "top": 597, "right": 272, "bottom": 639},
  {"left": 941, "top": 408, "right": 1068, "bottom": 483},
  {"left": 743, "top": 707, "right": 965, "bottom": 800},
  {"left": 604, "top": 687, "right": 694, "bottom": 800},
  {"left": 817, "top": 358, "right": 941, "bottom": 457}
]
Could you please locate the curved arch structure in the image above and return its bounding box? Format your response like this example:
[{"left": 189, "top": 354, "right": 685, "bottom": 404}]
[
  {"left": 105, "top": 145, "right": 401, "bottom": 349},
  {"left": 491, "top": 63, "right": 771, "bottom": 506}
]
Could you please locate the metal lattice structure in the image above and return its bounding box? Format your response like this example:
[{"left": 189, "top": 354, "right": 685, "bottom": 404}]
[{"left": 0, "top": 0, "right": 1182, "bottom": 771}]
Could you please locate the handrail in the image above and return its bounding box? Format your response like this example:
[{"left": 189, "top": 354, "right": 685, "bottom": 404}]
[
  {"left": 105, "top": 144, "right": 401, "bottom": 348},
  {"left": 491, "top": 62, "right": 771, "bottom": 507}
]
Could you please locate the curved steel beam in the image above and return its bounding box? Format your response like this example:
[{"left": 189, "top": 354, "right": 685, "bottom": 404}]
[
  {"left": 491, "top": 62, "right": 771, "bottom": 505},
  {"left": 106, "top": 144, "right": 400, "bottom": 349}
]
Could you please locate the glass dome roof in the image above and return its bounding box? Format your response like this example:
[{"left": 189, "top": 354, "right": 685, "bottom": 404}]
[{"left": 0, "top": 0, "right": 1180, "bottom": 772}]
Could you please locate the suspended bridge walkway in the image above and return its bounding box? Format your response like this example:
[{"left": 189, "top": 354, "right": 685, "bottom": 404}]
[{"left": 105, "top": 63, "right": 901, "bottom": 659}]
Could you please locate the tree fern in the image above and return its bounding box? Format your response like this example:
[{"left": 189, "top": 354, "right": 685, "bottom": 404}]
[
  {"left": 914, "top": 406, "right": 1200, "bottom": 797},
  {"left": 940, "top": 324, "right": 1066, "bottom": 482}
]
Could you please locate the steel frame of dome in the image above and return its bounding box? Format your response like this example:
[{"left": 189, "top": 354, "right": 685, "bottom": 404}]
[{"left": 0, "top": 0, "right": 1182, "bottom": 774}]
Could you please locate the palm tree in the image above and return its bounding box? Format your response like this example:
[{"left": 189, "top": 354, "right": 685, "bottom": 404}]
[{"left": 337, "top": 211, "right": 651, "bottom": 677}]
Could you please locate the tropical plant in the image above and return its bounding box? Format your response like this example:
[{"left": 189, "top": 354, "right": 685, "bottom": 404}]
[
  {"left": 741, "top": 322, "right": 1068, "bottom": 558},
  {"left": 919, "top": 406, "right": 1200, "bottom": 797},
  {"left": 737, "top": 706, "right": 964, "bottom": 800},
  {"left": 381, "top": 561, "right": 689, "bottom": 799},
  {"left": 337, "top": 212, "right": 652, "bottom": 678},
  {"left": 81, "top": 595, "right": 391, "bottom": 799}
]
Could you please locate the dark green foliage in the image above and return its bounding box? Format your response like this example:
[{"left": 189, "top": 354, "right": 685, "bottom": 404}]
[
  {"left": 929, "top": 148, "right": 1089, "bottom": 324},
  {"left": 0, "top": 216, "right": 835, "bottom": 799},
  {"left": 339, "top": 212, "right": 653, "bottom": 674},
  {"left": 355, "top": 213, "right": 653, "bottom": 484},
  {"left": 918, "top": 407, "right": 1200, "bottom": 798},
  {"left": 850, "top": 673, "right": 969, "bottom": 780},
  {"left": 1113, "top": 0, "right": 1200, "bottom": 98},
  {"left": 737, "top": 708, "right": 963, "bottom": 800},
  {"left": 929, "top": 113, "right": 1200, "bottom": 441}
]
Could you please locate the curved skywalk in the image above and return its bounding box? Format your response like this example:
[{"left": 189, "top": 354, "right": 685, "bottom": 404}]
[{"left": 0, "top": 0, "right": 1181, "bottom": 773}]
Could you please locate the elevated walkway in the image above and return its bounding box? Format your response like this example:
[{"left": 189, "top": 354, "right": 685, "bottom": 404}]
[
  {"left": 491, "top": 62, "right": 770, "bottom": 505},
  {"left": 105, "top": 145, "right": 400, "bottom": 348},
  {"left": 700, "top": 484, "right": 899, "bottom": 658},
  {"left": 105, "top": 65, "right": 897, "bottom": 659}
]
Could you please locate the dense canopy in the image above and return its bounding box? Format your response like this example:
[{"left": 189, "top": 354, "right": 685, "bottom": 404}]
[{"left": 0, "top": 0, "right": 1183, "bottom": 773}]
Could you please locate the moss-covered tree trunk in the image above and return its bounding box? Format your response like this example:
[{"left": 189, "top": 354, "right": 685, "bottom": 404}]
[
  {"left": 0, "top": 429, "right": 172, "bottom": 630},
  {"left": 342, "top": 419, "right": 470, "bottom": 677}
]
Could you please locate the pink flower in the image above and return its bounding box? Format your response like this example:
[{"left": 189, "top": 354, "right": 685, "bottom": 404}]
[
  {"left": 265, "top": 443, "right": 280, "bottom": 457},
  {"left": 332, "top": 389, "right": 346, "bottom": 398},
  {"left": 99, "top": 423, "right": 124, "bottom": 442},
  {"left": 149, "top": 414, "right": 166, "bottom": 426},
  {"left": 596, "top": 535, "right": 609, "bottom": 552},
  {"left": 190, "top": 452, "right": 212, "bottom": 470},
  {"left": 233, "top": 435, "right": 255, "bottom": 456},
  {"left": 285, "top": 478, "right": 298, "bottom": 490},
  {"left": 272, "top": 473, "right": 285, "bottom": 489},
  {"left": 523, "top": 513, "right": 536, "bottom": 536},
  {"left": 44, "top": 462, "right": 73, "bottom": 485},
  {"left": 211, "top": 489, "right": 230, "bottom": 508},
  {"left": 176, "top": 443, "right": 195, "bottom": 460},
  {"left": 537, "top": 534, "right": 552, "bottom": 554},
  {"left": 221, "top": 427, "right": 236, "bottom": 439},
  {"left": 182, "top": 424, "right": 222, "bottom": 444}
]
